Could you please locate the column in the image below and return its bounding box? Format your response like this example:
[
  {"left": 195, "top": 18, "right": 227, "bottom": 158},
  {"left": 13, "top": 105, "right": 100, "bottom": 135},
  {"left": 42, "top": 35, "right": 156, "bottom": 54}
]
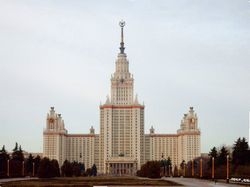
[
  {"left": 120, "top": 163, "right": 122, "bottom": 175},
  {"left": 122, "top": 163, "right": 124, "bottom": 174},
  {"left": 111, "top": 163, "right": 113, "bottom": 175},
  {"left": 105, "top": 163, "right": 108, "bottom": 174},
  {"left": 107, "top": 163, "right": 109, "bottom": 174},
  {"left": 125, "top": 163, "right": 127, "bottom": 174}
]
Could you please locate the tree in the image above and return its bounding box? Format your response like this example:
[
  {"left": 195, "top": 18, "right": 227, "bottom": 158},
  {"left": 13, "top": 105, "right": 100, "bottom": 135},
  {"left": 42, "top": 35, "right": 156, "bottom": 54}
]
[
  {"left": 19, "top": 145, "right": 22, "bottom": 152},
  {"left": 72, "top": 161, "right": 81, "bottom": 176},
  {"left": 0, "top": 145, "right": 7, "bottom": 154},
  {"left": 180, "top": 160, "right": 185, "bottom": 170},
  {"left": 208, "top": 147, "right": 218, "bottom": 167},
  {"left": 10, "top": 143, "right": 24, "bottom": 177},
  {"left": 38, "top": 158, "right": 60, "bottom": 178},
  {"left": 25, "top": 154, "right": 34, "bottom": 176},
  {"left": 160, "top": 157, "right": 167, "bottom": 176},
  {"left": 33, "top": 155, "right": 41, "bottom": 176},
  {"left": 166, "top": 157, "right": 172, "bottom": 176},
  {"left": 79, "top": 162, "right": 85, "bottom": 175},
  {"left": 173, "top": 165, "right": 178, "bottom": 177},
  {"left": 13, "top": 142, "right": 18, "bottom": 152},
  {"left": 217, "top": 146, "right": 228, "bottom": 165},
  {"left": 85, "top": 168, "right": 92, "bottom": 176},
  {"left": 38, "top": 157, "right": 52, "bottom": 178},
  {"left": 0, "top": 145, "right": 9, "bottom": 178},
  {"left": 51, "top": 159, "right": 60, "bottom": 177},
  {"left": 137, "top": 161, "right": 161, "bottom": 178},
  {"left": 209, "top": 147, "right": 218, "bottom": 158},
  {"left": 232, "top": 137, "right": 249, "bottom": 166},
  {"left": 12, "top": 143, "right": 24, "bottom": 161},
  {"left": 91, "top": 164, "right": 97, "bottom": 176},
  {"left": 61, "top": 160, "right": 73, "bottom": 177}
]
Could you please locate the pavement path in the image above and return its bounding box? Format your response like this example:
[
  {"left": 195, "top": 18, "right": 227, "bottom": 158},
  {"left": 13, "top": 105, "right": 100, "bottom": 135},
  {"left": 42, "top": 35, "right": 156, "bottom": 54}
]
[
  {"left": 0, "top": 177, "right": 38, "bottom": 185},
  {"left": 165, "top": 177, "right": 247, "bottom": 187},
  {"left": 0, "top": 177, "right": 247, "bottom": 187}
]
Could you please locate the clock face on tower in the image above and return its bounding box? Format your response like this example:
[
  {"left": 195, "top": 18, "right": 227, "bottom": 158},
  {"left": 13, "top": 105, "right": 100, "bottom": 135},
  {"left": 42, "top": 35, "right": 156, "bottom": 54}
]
[
  {"left": 49, "top": 118, "right": 54, "bottom": 123},
  {"left": 120, "top": 78, "right": 124, "bottom": 83}
]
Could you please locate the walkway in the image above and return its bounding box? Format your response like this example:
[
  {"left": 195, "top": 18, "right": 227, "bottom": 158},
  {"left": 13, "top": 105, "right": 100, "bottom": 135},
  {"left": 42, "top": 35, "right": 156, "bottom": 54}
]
[{"left": 165, "top": 177, "right": 245, "bottom": 187}]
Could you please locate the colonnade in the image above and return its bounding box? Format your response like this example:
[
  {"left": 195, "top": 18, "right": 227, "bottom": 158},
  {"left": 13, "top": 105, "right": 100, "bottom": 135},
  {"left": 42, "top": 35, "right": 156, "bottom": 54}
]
[{"left": 106, "top": 162, "right": 136, "bottom": 175}]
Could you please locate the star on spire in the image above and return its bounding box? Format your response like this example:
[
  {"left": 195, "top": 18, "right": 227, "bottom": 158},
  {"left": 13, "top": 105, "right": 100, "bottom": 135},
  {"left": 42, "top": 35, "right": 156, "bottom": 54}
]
[{"left": 119, "top": 20, "right": 125, "bottom": 54}]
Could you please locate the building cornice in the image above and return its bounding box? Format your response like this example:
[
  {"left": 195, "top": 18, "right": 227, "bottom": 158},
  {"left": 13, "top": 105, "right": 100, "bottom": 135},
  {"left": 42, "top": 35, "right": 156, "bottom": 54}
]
[
  {"left": 43, "top": 131, "right": 99, "bottom": 137},
  {"left": 67, "top": 134, "right": 96, "bottom": 138},
  {"left": 100, "top": 105, "right": 144, "bottom": 109},
  {"left": 149, "top": 134, "right": 178, "bottom": 137},
  {"left": 43, "top": 131, "right": 66, "bottom": 136},
  {"left": 177, "top": 131, "right": 201, "bottom": 136}
]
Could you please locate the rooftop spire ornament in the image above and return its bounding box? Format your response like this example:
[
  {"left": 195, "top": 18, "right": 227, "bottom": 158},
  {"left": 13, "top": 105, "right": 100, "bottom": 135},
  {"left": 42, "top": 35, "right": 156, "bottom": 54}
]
[{"left": 119, "top": 20, "right": 125, "bottom": 54}]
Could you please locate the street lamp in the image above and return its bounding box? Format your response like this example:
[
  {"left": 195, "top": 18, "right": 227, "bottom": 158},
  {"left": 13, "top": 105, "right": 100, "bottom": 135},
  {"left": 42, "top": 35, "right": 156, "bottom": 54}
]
[
  {"left": 212, "top": 157, "right": 215, "bottom": 180},
  {"left": 226, "top": 155, "right": 229, "bottom": 183},
  {"left": 32, "top": 162, "right": 35, "bottom": 177},
  {"left": 163, "top": 160, "right": 166, "bottom": 176},
  {"left": 161, "top": 154, "right": 166, "bottom": 177},
  {"left": 168, "top": 165, "right": 171, "bottom": 177},
  {"left": 22, "top": 161, "right": 25, "bottom": 177},
  {"left": 184, "top": 163, "right": 186, "bottom": 177},
  {"left": 192, "top": 160, "right": 194, "bottom": 177},
  {"left": 7, "top": 159, "right": 9, "bottom": 177},
  {"left": 200, "top": 158, "right": 203, "bottom": 178}
]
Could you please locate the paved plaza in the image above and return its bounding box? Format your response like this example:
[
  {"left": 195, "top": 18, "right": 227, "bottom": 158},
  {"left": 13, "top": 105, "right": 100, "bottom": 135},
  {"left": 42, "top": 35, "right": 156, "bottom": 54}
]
[
  {"left": 0, "top": 177, "right": 247, "bottom": 187},
  {"left": 165, "top": 177, "right": 244, "bottom": 187}
]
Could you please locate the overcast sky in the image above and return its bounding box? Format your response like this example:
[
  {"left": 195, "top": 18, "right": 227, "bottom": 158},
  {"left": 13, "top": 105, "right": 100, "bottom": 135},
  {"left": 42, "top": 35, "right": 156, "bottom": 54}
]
[{"left": 0, "top": 0, "right": 249, "bottom": 153}]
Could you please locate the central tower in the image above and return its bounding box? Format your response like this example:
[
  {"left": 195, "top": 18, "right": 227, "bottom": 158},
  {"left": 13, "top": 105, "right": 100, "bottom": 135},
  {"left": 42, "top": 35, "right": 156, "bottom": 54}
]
[
  {"left": 99, "top": 21, "right": 145, "bottom": 175},
  {"left": 111, "top": 21, "right": 134, "bottom": 105}
]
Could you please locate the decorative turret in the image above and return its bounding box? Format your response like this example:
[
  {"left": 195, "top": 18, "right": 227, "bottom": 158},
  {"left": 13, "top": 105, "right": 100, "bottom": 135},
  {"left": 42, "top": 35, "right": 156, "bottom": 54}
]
[
  {"left": 105, "top": 95, "right": 111, "bottom": 105},
  {"left": 177, "top": 107, "right": 199, "bottom": 133},
  {"left": 134, "top": 94, "right": 139, "bottom": 105},
  {"left": 90, "top": 126, "right": 95, "bottom": 134},
  {"left": 150, "top": 126, "right": 155, "bottom": 134},
  {"left": 45, "top": 107, "right": 67, "bottom": 134}
]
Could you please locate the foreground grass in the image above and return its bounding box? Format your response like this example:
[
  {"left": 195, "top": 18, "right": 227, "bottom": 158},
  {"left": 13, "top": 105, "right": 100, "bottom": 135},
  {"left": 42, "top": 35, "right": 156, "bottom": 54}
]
[{"left": 2, "top": 176, "right": 181, "bottom": 187}]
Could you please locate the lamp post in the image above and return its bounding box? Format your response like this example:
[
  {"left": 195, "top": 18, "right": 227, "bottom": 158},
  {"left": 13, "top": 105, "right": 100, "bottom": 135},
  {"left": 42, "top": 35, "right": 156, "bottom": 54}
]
[
  {"left": 7, "top": 159, "right": 9, "bottom": 177},
  {"left": 161, "top": 154, "right": 167, "bottom": 177},
  {"left": 212, "top": 157, "right": 215, "bottom": 180},
  {"left": 184, "top": 164, "right": 186, "bottom": 177},
  {"left": 226, "top": 155, "right": 229, "bottom": 183},
  {"left": 169, "top": 165, "right": 171, "bottom": 177},
  {"left": 163, "top": 164, "right": 165, "bottom": 177},
  {"left": 22, "top": 160, "right": 25, "bottom": 177},
  {"left": 200, "top": 158, "right": 203, "bottom": 178},
  {"left": 192, "top": 160, "right": 194, "bottom": 177},
  {"left": 32, "top": 162, "right": 35, "bottom": 177}
]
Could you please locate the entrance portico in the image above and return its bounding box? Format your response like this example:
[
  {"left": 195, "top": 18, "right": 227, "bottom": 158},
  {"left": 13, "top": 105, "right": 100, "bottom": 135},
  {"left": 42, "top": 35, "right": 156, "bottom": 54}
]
[{"left": 106, "top": 157, "right": 137, "bottom": 175}]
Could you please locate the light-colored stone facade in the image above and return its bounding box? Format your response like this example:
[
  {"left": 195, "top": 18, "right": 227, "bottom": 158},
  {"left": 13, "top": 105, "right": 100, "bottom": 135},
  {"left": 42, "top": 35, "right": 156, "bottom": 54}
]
[{"left": 43, "top": 22, "right": 201, "bottom": 174}]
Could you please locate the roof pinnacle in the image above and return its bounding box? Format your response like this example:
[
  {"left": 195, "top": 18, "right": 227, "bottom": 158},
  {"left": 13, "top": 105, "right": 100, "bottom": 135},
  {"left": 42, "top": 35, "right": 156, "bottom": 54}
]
[{"left": 119, "top": 20, "right": 125, "bottom": 54}]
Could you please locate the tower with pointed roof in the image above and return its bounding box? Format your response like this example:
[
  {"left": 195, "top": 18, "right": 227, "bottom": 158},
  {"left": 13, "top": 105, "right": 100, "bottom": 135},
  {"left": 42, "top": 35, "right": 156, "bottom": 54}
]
[
  {"left": 177, "top": 107, "right": 200, "bottom": 164},
  {"left": 99, "top": 21, "right": 145, "bottom": 174}
]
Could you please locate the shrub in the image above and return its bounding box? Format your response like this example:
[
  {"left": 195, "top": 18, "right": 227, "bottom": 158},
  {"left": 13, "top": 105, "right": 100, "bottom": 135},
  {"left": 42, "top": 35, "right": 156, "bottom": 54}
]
[
  {"left": 137, "top": 161, "right": 161, "bottom": 178},
  {"left": 61, "top": 160, "right": 73, "bottom": 177},
  {"left": 38, "top": 157, "right": 60, "bottom": 178}
]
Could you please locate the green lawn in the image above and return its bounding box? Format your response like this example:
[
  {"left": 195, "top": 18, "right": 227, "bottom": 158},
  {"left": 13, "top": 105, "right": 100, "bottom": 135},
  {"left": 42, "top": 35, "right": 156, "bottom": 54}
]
[{"left": 2, "top": 176, "right": 181, "bottom": 187}]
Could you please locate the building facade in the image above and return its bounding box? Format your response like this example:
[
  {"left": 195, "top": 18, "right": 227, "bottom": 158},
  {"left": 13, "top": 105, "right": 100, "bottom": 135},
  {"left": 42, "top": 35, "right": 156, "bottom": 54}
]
[{"left": 43, "top": 21, "right": 201, "bottom": 175}]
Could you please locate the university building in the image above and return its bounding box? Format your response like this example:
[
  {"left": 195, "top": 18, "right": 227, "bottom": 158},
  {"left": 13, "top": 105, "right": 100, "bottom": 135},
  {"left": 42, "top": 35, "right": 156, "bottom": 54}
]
[{"left": 43, "top": 21, "right": 201, "bottom": 175}]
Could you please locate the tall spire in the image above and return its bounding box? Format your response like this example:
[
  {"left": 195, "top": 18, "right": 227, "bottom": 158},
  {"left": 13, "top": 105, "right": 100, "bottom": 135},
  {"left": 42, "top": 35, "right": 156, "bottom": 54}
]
[{"left": 119, "top": 20, "right": 125, "bottom": 54}]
